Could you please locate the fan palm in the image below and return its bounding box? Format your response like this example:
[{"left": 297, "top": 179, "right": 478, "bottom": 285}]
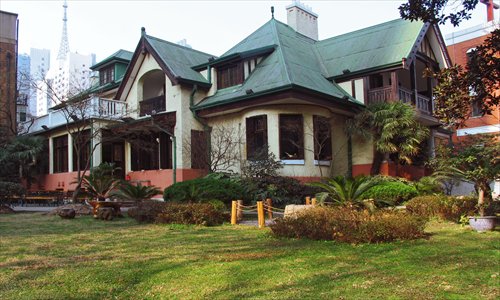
[
  {"left": 81, "top": 172, "right": 120, "bottom": 201},
  {"left": 310, "top": 175, "right": 378, "bottom": 209},
  {"left": 348, "top": 102, "right": 429, "bottom": 175},
  {"left": 113, "top": 182, "right": 161, "bottom": 202},
  {"left": 5, "top": 136, "right": 45, "bottom": 188}
]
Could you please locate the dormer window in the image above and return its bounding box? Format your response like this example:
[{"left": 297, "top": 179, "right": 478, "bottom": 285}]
[
  {"left": 217, "top": 62, "right": 244, "bottom": 89},
  {"left": 99, "top": 65, "right": 115, "bottom": 85}
]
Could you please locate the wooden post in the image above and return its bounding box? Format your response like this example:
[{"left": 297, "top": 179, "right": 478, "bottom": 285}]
[
  {"left": 257, "top": 201, "right": 265, "bottom": 228},
  {"left": 266, "top": 198, "right": 273, "bottom": 219},
  {"left": 311, "top": 197, "right": 317, "bottom": 206},
  {"left": 231, "top": 200, "right": 237, "bottom": 225},
  {"left": 237, "top": 200, "right": 243, "bottom": 221},
  {"left": 305, "top": 196, "right": 311, "bottom": 205}
]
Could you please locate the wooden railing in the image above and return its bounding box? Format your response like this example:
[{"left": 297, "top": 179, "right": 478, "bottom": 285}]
[
  {"left": 368, "top": 86, "right": 433, "bottom": 115},
  {"left": 139, "top": 95, "right": 165, "bottom": 117}
]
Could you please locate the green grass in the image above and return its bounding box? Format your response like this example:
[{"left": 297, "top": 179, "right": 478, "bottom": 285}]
[{"left": 0, "top": 213, "right": 498, "bottom": 299}]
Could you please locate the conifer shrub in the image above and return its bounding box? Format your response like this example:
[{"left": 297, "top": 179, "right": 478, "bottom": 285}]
[
  {"left": 270, "top": 206, "right": 427, "bottom": 243},
  {"left": 361, "top": 181, "right": 418, "bottom": 205}
]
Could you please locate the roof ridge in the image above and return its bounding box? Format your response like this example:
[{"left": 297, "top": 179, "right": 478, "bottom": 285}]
[
  {"left": 271, "top": 19, "right": 293, "bottom": 85},
  {"left": 320, "top": 18, "right": 411, "bottom": 43},
  {"left": 145, "top": 34, "right": 215, "bottom": 58},
  {"left": 220, "top": 19, "right": 275, "bottom": 57}
]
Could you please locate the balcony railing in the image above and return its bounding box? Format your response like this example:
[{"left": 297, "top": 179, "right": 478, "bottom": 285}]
[
  {"left": 20, "top": 97, "right": 128, "bottom": 134},
  {"left": 368, "top": 86, "right": 432, "bottom": 115},
  {"left": 139, "top": 95, "right": 165, "bottom": 117}
]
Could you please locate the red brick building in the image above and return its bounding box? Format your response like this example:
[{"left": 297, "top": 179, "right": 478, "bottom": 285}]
[{"left": 0, "top": 10, "right": 18, "bottom": 140}]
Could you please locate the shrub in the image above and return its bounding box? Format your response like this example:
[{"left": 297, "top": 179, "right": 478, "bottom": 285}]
[
  {"left": 156, "top": 203, "right": 228, "bottom": 226},
  {"left": 270, "top": 206, "right": 427, "bottom": 243},
  {"left": 0, "top": 182, "right": 25, "bottom": 205},
  {"left": 114, "top": 182, "right": 161, "bottom": 202},
  {"left": 406, "top": 195, "right": 477, "bottom": 222},
  {"left": 361, "top": 181, "right": 417, "bottom": 205},
  {"left": 243, "top": 176, "right": 320, "bottom": 207},
  {"left": 163, "top": 177, "right": 245, "bottom": 205},
  {"left": 128, "top": 201, "right": 167, "bottom": 223}
]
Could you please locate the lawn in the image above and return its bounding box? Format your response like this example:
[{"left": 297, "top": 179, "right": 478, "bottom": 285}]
[{"left": 0, "top": 213, "right": 498, "bottom": 299}]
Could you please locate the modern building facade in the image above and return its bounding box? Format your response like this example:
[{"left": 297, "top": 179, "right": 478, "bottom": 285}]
[
  {"left": 22, "top": 4, "right": 451, "bottom": 192},
  {"left": 17, "top": 53, "right": 30, "bottom": 124},
  {"left": 29, "top": 48, "right": 50, "bottom": 116}
]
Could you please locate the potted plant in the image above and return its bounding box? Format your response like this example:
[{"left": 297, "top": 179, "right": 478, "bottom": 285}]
[{"left": 431, "top": 135, "right": 499, "bottom": 232}]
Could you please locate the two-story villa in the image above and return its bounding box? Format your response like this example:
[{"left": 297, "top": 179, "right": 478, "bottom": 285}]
[{"left": 24, "top": 3, "right": 451, "bottom": 191}]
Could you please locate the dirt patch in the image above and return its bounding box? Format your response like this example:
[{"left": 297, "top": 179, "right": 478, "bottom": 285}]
[
  {"left": 45, "top": 204, "right": 93, "bottom": 216},
  {"left": 0, "top": 205, "right": 15, "bottom": 214}
]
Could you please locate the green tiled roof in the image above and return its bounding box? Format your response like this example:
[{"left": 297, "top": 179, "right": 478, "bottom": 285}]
[
  {"left": 316, "top": 19, "right": 425, "bottom": 79},
  {"left": 194, "top": 19, "right": 357, "bottom": 110},
  {"left": 91, "top": 49, "right": 133, "bottom": 70},
  {"left": 145, "top": 35, "right": 214, "bottom": 85},
  {"left": 195, "top": 18, "right": 426, "bottom": 111}
]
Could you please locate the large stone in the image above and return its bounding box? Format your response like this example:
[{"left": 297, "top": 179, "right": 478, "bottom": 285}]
[
  {"left": 97, "top": 207, "right": 114, "bottom": 221},
  {"left": 284, "top": 204, "right": 314, "bottom": 218},
  {"left": 58, "top": 208, "right": 76, "bottom": 219}
]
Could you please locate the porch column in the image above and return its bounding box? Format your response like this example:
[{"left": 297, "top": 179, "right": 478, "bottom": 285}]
[
  {"left": 49, "top": 136, "right": 54, "bottom": 174},
  {"left": 410, "top": 61, "right": 417, "bottom": 105},
  {"left": 390, "top": 71, "right": 398, "bottom": 102},
  {"left": 92, "top": 133, "right": 102, "bottom": 168},
  {"left": 125, "top": 142, "right": 131, "bottom": 173},
  {"left": 427, "top": 65, "right": 434, "bottom": 114},
  {"left": 68, "top": 134, "right": 73, "bottom": 172}
]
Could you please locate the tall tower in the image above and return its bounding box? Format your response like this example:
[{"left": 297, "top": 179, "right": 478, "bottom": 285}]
[{"left": 57, "top": 0, "right": 70, "bottom": 61}]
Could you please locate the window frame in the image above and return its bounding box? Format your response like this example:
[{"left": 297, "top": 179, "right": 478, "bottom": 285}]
[
  {"left": 217, "top": 61, "right": 244, "bottom": 89},
  {"left": 246, "top": 115, "right": 268, "bottom": 160},
  {"left": 313, "top": 115, "right": 333, "bottom": 162},
  {"left": 279, "top": 114, "right": 304, "bottom": 161},
  {"left": 53, "top": 135, "right": 68, "bottom": 173}
]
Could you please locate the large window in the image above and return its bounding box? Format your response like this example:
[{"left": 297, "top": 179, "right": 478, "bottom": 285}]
[
  {"left": 246, "top": 115, "right": 268, "bottom": 160},
  {"left": 53, "top": 135, "right": 68, "bottom": 173},
  {"left": 191, "top": 130, "right": 208, "bottom": 169},
  {"left": 313, "top": 116, "right": 332, "bottom": 161},
  {"left": 279, "top": 114, "right": 304, "bottom": 160},
  {"left": 72, "top": 130, "right": 91, "bottom": 172},
  {"left": 131, "top": 132, "right": 172, "bottom": 171},
  {"left": 217, "top": 62, "right": 244, "bottom": 89}
]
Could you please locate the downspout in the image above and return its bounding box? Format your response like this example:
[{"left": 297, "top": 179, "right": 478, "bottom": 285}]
[{"left": 190, "top": 84, "right": 213, "bottom": 172}]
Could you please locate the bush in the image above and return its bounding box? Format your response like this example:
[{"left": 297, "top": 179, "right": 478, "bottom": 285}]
[
  {"left": 242, "top": 176, "right": 321, "bottom": 207},
  {"left": 127, "top": 201, "right": 166, "bottom": 223},
  {"left": 0, "top": 182, "right": 25, "bottom": 205},
  {"left": 406, "top": 195, "right": 477, "bottom": 222},
  {"left": 270, "top": 206, "right": 427, "bottom": 243},
  {"left": 163, "top": 177, "right": 245, "bottom": 205},
  {"left": 361, "top": 181, "right": 417, "bottom": 205},
  {"left": 156, "top": 203, "right": 228, "bottom": 226}
]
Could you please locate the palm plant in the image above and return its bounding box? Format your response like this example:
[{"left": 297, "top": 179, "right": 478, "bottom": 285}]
[
  {"left": 348, "top": 102, "right": 429, "bottom": 175},
  {"left": 2, "top": 136, "right": 45, "bottom": 189},
  {"left": 310, "top": 175, "right": 379, "bottom": 209},
  {"left": 113, "top": 182, "right": 160, "bottom": 202},
  {"left": 81, "top": 164, "right": 121, "bottom": 201}
]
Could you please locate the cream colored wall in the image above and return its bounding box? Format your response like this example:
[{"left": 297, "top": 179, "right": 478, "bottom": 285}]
[
  {"left": 352, "top": 135, "right": 374, "bottom": 165},
  {"left": 124, "top": 53, "right": 163, "bottom": 118},
  {"left": 338, "top": 79, "right": 365, "bottom": 104},
  {"left": 206, "top": 104, "right": 351, "bottom": 178}
]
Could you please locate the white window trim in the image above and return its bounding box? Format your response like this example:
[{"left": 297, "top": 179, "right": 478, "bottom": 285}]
[
  {"left": 314, "top": 160, "right": 331, "bottom": 166},
  {"left": 280, "top": 159, "right": 305, "bottom": 165}
]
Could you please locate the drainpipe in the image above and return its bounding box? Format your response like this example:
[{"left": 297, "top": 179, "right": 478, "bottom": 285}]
[
  {"left": 151, "top": 118, "right": 176, "bottom": 184},
  {"left": 190, "top": 85, "right": 212, "bottom": 171}
]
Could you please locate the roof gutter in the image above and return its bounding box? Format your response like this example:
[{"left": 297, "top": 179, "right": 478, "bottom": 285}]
[{"left": 330, "top": 61, "right": 403, "bottom": 81}]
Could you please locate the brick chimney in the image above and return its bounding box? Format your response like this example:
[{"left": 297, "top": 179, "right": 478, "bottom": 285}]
[{"left": 286, "top": 1, "right": 318, "bottom": 40}]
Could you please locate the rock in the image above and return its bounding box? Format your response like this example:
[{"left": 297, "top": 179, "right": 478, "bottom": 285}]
[
  {"left": 0, "top": 205, "right": 15, "bottom": 214},
  {"left": 284, "top": 204, "right": 314, "bottom": 218},
  {"left": 46, "top": 204, "right": 93, "bottom": 216},
  {"left": 97, "top": 207, "right": 114, "bottom": 221},
  {"left": 58, "top": 208, "right": 76, "bottom": 219}
]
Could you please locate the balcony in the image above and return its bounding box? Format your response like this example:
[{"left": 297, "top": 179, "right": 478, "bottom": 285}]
[
  {"left": 139, "top": 95, "right": 165, "bottom": 117},
  {"left": 20, "top": 97, "right": 127, "bottom": 134},
  {"left": 367, "top": 86, "right": 432, "bottom": 115}
]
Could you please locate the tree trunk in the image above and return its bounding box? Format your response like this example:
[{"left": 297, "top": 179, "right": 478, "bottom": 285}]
[
  {"left": 478, "top": 181, "right": 493, "bottom": 217},
  {"left": 370, "top": 151, "right": 384, "bottom": 175}
]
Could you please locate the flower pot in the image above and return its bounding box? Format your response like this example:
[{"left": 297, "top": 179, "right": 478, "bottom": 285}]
[{"left": 468, "top": 216, "right": 497, "bottom": 232}]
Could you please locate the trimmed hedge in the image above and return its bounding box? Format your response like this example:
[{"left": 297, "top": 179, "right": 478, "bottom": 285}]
[
  {"left": 406, "top": 195, "right": 477, "bottom": 222},
  {"left": 270, "top": 206, "right": 427, "bottom": 243},
  {"left": 163, "top": 177, "right": 245, "bottom": 205},
  {"left": 361, "top": 181, "right": 418, "bottom": 205}
]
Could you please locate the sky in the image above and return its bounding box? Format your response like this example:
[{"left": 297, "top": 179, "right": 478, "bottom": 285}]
[{"left": 1, "top": 0, "right": 499, "bottom": 64}]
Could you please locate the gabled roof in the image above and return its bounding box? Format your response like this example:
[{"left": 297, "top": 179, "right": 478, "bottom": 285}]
[
  {"left": 316, "top": 19, "right": 426, "bottom": 79},
  {"left": 91, "top": 49, "right": 133, "bottom": 70},
  {"left": 144, "top": 34, "right": 214, "bottom": 85},
  {"left": 116, "top": 30, "right": 215, "bottom": 99},
  {"left": 194, "top": 19, "right": 358, "bottom": 111}
]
